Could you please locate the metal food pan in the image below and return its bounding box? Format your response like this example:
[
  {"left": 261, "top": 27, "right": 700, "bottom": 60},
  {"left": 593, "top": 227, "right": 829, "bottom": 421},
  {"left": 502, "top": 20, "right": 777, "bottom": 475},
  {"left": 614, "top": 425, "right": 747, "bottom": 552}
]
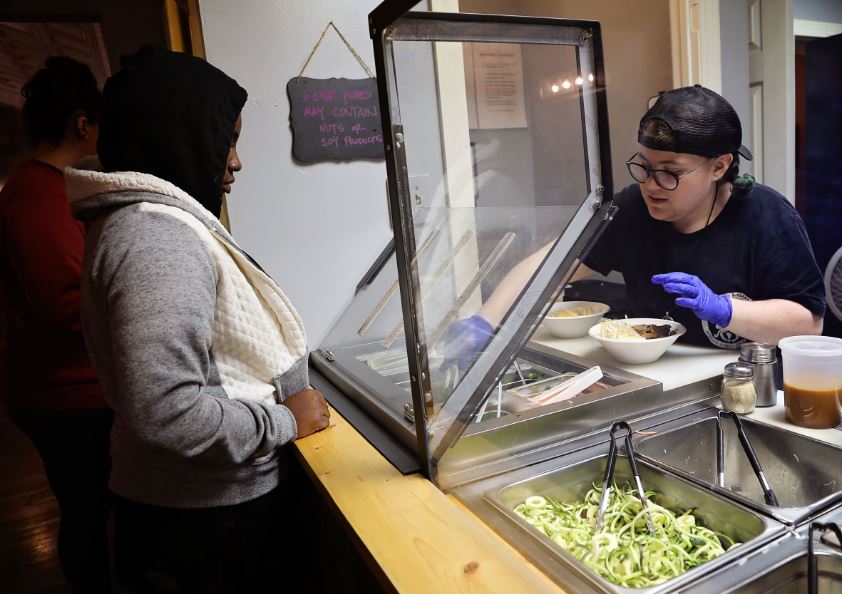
[
  {"left": 633, "top": 408, "right": 842, "bottom": 525},
  {"left": 680, "top": 505, "right": 842, "bottom": 593},
  {"left": 720, "top": 549, "right": 842, "bottom": 593},
  {"left": 457, "top": 446, "right": 783, "bottom": 594}
]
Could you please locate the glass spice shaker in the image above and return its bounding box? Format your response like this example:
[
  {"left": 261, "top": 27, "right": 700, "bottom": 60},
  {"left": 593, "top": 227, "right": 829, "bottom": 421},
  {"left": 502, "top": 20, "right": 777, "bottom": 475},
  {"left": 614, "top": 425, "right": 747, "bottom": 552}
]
[{"left": 721, "top": 362, "right": 757, "bottom": 414}]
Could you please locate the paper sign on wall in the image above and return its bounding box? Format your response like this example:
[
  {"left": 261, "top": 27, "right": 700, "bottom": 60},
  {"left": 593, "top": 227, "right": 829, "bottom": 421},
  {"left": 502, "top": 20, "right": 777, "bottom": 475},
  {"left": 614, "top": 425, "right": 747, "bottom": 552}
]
[{"left": 472, "top": 43, "right": 527, "bottom": 129}]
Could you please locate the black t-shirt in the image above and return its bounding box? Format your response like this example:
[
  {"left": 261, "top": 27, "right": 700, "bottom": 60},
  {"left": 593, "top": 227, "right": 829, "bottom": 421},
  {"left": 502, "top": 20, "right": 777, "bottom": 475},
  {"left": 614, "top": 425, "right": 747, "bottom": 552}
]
[{"left": 584, "top": 183, "right": 826, "bottom": 349}]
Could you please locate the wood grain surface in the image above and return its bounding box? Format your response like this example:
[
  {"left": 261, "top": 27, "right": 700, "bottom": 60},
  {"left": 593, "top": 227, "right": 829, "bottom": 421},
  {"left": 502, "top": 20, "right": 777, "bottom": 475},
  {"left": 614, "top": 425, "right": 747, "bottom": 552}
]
[{"left": 294, "top": 406, "right": 567, "bottom": 594}]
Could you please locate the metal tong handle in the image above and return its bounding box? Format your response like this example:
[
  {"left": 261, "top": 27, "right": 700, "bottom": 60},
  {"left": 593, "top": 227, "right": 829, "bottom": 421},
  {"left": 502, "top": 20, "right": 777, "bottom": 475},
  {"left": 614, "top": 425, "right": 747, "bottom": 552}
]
[
  {"left": 717, "top": 410, "right": 780, "bottom": 507},
  {"left": 596, "top": 421, "right": 655, "bottom": 536},
  {"left": 716, "top": 413, "right": 726, "bottom": 488},
  {"left": 809, "top": 521, "right": 842, "bottom": 594}
]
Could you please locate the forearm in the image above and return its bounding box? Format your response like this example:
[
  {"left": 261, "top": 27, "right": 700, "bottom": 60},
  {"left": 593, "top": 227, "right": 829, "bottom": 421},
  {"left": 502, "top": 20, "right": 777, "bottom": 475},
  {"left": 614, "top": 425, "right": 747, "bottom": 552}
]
[
  {"left": 121, "top": 382, "right": 297, "bottom": 462},
  {"left": 727, "top": 299, "right": 823, "bottom": 344},
  {"left": 478, "top": 242, "right": 596, "bottom": 325},
  {"left": 478, "top": 245, "right": 550, "bottom": 325}
]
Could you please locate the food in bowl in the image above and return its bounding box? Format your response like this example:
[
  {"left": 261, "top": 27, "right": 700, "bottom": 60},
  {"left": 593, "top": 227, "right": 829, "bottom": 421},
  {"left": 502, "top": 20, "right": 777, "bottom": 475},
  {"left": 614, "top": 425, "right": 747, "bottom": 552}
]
[
  {"left": 634, "top": 323, "right": 677, "bottom": 339},
  {"left": 542, "top": 301, "right": 610, "bottom": 339},
  {"left": 548, "top": 304, "right": 605, "bottom": 318},
  {"left": 597, "top": 318, "right": 678, "bottom": 341},
  {"left": 588, "top": 317, "right": 686, "bottom": 364}
]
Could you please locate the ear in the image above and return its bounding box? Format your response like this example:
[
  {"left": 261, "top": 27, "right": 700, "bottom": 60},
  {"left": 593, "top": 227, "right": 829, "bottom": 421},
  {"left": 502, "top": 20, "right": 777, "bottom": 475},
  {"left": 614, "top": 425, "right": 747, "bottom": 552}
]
[
  {"left": 711, "top": 153, "right": 734, "bottom": 181},
  {"left": 75, "top": 115, "right": 89, "bottom": 140}
]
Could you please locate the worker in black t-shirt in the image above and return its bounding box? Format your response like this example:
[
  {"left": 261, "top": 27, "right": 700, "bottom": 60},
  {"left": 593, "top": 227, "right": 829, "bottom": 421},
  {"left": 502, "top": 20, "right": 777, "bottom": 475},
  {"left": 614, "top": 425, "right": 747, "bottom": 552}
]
[{"left": 445, "top": 85, "right": 825, "bottom": 360}]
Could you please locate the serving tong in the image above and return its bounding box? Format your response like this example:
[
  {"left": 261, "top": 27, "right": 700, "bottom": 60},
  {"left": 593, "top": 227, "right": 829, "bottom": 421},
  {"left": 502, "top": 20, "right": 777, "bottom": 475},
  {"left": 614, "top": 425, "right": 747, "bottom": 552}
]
[
  {"left": 808, "top": 521, "right": 842, "bottom": 594},
  {"left": 715, "top": 410, "right": 780, "bottom": 507},
  {"left": 474, "top": 360, "right": 530, "bottom": 423},
  {"left": 596, "top": 421, "right": 655, "bottom": 536}
]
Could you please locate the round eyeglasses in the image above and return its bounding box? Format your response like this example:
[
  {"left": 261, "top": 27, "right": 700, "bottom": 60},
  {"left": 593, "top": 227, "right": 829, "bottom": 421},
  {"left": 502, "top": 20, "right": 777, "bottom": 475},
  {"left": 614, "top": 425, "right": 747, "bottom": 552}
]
[{"left": 625, "top": 153, "right": 713, "bottom": 191}]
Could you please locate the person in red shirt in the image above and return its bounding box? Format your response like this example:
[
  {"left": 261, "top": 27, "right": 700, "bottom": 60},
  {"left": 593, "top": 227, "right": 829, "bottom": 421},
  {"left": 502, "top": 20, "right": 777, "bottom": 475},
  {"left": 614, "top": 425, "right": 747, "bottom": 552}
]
[{"left": 0, "top": 57, "right": 111, "bottom": 593}]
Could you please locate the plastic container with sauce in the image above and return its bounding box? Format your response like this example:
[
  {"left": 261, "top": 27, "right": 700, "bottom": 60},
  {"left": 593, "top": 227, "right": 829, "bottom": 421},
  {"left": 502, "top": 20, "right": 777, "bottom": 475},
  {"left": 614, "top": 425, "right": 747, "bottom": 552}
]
[{"left": 778, "top": 336, "right": 842, "bottom": 429}]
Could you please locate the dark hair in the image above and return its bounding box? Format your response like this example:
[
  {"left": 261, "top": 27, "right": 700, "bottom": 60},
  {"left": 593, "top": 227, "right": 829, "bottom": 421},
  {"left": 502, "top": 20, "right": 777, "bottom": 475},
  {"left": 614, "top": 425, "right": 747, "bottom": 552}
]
[
  {"left": 21, "top": 56, "right": 102, "bottom": 147},
  {"left": 725, "top": 154, "right": 740, "bottom": 184}
]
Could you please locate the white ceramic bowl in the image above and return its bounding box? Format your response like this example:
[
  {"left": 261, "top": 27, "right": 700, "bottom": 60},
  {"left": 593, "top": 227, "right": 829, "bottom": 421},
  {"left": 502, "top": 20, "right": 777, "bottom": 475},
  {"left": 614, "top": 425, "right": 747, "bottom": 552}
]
[
  {"left": 542, "top": 301, "right": 610, "bottom": 338},
  {"left": 587, "top": 317, "right": 686, "bottom": 364}
]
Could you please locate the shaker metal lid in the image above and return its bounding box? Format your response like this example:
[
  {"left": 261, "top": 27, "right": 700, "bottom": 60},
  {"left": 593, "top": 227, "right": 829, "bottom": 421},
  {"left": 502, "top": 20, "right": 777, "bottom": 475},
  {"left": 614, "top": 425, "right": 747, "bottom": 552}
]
[
  {"left": 739, "top": 342, "right": 777, "bottom": 363},
  {"left": 724, "top": 361, "right": 754, "bottom": 379}
]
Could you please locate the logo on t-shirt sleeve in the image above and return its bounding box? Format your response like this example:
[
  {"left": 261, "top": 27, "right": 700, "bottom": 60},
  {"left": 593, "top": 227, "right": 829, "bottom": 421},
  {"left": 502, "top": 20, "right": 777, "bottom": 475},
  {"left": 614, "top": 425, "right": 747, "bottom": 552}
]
[{"left": 702, "top": 292, "right": 750, "bottom": 349}]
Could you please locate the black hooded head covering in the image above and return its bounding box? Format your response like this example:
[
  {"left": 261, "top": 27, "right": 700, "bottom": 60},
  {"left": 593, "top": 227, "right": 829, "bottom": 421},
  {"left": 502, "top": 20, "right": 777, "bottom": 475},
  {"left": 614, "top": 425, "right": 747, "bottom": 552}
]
[{"left": 97, "top": 45, "right": 247, "bottom": 217}]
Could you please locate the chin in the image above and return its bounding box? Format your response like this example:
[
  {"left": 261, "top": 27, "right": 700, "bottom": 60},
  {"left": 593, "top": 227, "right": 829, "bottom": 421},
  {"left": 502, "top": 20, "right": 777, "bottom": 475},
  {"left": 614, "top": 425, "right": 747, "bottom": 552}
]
[{"left": 644, "top": 203, "right": 672, "bottom": 221}]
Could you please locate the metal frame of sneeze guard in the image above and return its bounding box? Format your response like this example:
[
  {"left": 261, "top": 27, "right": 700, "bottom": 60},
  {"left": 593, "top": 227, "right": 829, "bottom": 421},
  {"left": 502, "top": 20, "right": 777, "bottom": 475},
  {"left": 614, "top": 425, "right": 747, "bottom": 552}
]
[{"left": 369, "top": 4, "right": 615, "bottom": 483}]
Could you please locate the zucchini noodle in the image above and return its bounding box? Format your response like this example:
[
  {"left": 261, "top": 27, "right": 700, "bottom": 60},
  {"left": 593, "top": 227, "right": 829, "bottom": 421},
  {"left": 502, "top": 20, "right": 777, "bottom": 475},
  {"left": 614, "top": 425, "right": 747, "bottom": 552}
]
[{"left": 513, "top": 483, "right": 740, "bottom": 588}]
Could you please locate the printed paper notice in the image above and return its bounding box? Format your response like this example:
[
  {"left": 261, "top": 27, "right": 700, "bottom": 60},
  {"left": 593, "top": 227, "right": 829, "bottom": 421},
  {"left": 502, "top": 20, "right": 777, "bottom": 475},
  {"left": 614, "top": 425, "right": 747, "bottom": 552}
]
[{"left": 472, "top": 43, "right": 527, "bottom": 129}]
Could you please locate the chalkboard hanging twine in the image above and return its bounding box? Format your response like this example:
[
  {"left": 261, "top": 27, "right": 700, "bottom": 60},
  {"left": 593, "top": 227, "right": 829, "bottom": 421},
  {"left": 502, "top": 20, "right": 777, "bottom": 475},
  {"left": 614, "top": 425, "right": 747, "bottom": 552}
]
[{"left": 296, "top": 21, "right": 374, "bottom": 80}]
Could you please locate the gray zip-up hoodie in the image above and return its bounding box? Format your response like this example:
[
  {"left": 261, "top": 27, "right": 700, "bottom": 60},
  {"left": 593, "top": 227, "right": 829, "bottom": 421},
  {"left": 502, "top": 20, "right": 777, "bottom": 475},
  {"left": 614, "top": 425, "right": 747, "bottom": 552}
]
[{"left": 67, "top": 161, "right": 308, "bottom": 508}]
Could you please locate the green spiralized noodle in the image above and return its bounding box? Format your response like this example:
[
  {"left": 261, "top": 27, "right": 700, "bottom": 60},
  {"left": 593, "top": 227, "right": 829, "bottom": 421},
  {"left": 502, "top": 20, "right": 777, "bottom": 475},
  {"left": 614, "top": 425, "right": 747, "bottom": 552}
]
[{"left": 513, "top": 482, "right": 740, "bottom": 588}]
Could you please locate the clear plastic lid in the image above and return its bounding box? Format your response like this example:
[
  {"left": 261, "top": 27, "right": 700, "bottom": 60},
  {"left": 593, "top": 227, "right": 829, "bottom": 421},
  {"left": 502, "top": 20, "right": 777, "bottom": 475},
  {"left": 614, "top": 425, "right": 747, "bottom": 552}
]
[{"left": 779, "top": 336, "right": 842, "bottom": 359}]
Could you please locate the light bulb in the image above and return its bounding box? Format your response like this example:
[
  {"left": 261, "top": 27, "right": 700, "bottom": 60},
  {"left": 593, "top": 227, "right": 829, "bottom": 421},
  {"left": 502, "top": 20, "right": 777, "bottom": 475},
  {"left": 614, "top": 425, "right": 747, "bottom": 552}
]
[
  {"left": 562, "top": 80, "right": 571, "bottom": 89},
  {"left": 575, "top": 76, "right": 583, "bottom": 86},
  {"left": 588, "top": 73, "right": 594, "bottom": 82},
  {"left": 551, "top": 83, "right": 559, "bottom": 93}
]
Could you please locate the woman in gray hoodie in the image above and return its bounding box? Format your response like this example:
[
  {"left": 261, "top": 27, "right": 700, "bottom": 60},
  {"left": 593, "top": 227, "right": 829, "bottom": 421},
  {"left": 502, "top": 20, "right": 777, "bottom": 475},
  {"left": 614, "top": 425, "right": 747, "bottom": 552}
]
[{"left": 66, "top": 46, "right": 329, "bottom": 593}]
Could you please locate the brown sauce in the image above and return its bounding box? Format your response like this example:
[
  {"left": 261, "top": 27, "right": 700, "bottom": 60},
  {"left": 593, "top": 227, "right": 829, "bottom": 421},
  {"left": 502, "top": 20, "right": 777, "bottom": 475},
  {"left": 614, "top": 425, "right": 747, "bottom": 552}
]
[{"left": 784, "top": 383, "right": 841, "bottom": 429}]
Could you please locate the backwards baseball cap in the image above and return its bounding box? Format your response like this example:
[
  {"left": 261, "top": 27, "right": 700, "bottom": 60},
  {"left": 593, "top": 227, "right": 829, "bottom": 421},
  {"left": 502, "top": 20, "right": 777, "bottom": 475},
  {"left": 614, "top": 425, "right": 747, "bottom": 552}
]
[{"left": 638, "top": 85, "right": 753, "bottom": 160}]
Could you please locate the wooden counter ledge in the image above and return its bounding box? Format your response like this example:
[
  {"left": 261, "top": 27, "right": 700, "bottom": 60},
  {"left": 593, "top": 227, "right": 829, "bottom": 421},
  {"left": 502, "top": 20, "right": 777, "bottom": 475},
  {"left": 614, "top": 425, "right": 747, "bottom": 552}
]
[{"left": 294, "top": 406, "right": 568, "bottom": 594}]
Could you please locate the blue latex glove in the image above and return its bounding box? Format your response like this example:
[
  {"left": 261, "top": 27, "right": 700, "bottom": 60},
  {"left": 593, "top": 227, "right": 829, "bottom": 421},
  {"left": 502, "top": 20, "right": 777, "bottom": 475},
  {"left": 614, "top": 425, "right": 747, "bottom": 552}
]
[
  {"left": 651, "top": 272, "right": 733, "bottom": 328},
  {"left": 441, "top": 314, "right": 495, "bottom": 371}
]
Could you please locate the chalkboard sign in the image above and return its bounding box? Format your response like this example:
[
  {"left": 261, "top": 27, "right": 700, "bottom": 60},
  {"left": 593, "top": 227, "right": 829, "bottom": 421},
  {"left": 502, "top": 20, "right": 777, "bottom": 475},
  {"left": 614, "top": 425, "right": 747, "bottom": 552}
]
[{"left": 287, "top": 77, "right": 385, "bottom": 163}]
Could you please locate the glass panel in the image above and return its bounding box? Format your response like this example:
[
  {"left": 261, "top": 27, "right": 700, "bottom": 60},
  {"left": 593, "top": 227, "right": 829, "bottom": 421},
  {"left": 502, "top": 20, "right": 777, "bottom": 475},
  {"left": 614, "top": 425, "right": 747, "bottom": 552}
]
[
  {"left": 316, "top": 14, "right": 614, "bottom": 478},
  {"left": 389, "top": 32, "right": 607, "bottom": 457}
]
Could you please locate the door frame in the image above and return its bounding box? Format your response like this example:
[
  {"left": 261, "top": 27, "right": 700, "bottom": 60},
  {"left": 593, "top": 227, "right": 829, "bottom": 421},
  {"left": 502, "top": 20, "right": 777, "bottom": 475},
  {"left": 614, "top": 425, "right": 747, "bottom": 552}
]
[
  {"left": 164, "top": 0, "right": 205, "bottom": 58},
  {"left": 794, "top": 19, "right": 842, "bottom": 38},
  {"left": 669, "top": 0, "right": 722, "bottom": 92},
  {"left": 165, "top": 0, "right": 241, "bottom": 229},
  {"left": 670, "top": 0, "right": 795, "bottom": 201}
]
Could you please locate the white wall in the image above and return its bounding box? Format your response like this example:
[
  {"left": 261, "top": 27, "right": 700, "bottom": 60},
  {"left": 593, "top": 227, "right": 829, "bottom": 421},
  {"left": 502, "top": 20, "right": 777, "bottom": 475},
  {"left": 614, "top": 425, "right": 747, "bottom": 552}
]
[
  {"left": 511, "top": 0, "right": 674, "bottom": 193},
  {"left": 198, "top": 0, "right": 391, "bottom": 346},
  {"left": 719, "top": 0, "right": 751, "bottom": 171},
  {"left": 196, "top": 0, "right": 678, "bottom": 344},
  {"left": 794, "top": 0, "right": 842, "bottom": 22}
]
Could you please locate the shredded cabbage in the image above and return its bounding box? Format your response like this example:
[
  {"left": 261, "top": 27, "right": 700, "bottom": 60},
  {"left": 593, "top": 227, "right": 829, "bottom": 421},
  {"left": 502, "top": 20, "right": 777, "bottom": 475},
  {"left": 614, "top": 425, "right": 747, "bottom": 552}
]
[
  {"left": 513, "top": 483, "right": 740, "bottom": 588},
  {"left": 599, "top": 318, "right": 645, "bottom": 340}
]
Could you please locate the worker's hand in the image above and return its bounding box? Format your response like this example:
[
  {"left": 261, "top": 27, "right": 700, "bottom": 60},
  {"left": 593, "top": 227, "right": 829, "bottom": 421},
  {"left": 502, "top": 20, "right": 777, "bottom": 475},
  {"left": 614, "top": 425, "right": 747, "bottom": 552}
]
[
  {"left": 283, "top": 388, "right": 330, "bottom": 439},
  {"left": 652, "top": 272, "right": 733, "bottom": 328},
  {"left": 441, "top": 314, "right": 495, "bottom": 371}
]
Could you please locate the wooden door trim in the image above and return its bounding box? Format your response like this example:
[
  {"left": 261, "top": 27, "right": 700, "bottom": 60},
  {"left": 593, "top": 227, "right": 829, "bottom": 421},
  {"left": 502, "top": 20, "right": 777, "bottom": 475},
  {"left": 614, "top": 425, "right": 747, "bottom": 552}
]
[
  {"left": 669, "top": 0, "right": 721, "bottom": 91},
  {"left": 794, "top": 19, "right": 842, "bottom": 38},
  {"left": 163, "top": 0, "right": 206, "bottom": 57}
]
